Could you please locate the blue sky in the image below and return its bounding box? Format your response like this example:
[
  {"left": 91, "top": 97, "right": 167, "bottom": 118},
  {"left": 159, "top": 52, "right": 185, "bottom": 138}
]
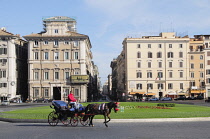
[{"left": 1, "top": 0, "right": 210, "bottom": 84}]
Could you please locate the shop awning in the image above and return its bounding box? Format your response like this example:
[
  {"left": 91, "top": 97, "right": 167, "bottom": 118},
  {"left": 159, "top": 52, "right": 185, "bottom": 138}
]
[
  {"left": 178, "top": 93, "right": 186, "bottom": 95},
  {"left": 146, "top": 93, "right": 156, "bottom": 96},
  {"left": 190, "top": 90, "right": 206, "bottom": 93},
  {"left": 130, "top": 92, "right": 145, "bottom": 95}
]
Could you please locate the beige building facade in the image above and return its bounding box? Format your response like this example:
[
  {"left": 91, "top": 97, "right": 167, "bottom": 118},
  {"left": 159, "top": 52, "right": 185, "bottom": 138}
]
[
  {"left": 188, "top": 38, "right": 205, "bottom": 97},
  {"left": 112, "top": 32, "right": 191, "bottom": 100},
  {"left": 0, "top": 28, "right": 28, "bottom": 102},
  {"left": 24, "top": 16, "right": 94, "bottom": 102}
]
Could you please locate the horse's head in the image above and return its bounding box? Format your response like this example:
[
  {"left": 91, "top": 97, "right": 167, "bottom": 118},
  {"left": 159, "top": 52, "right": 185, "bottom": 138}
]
[{"left": 112, "top": 102, "right": 120, "bottom": 113}]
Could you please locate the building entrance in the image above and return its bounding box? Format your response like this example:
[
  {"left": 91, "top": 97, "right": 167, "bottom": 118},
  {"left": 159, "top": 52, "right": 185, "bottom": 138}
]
[{"left": 53, "top": 87, "right": 61, "bottom": 100}]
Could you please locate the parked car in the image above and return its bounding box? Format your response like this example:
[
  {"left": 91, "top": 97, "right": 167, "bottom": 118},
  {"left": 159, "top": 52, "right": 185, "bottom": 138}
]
[
  {"left": 160, "top": 97, "right": 172, "bottom": 101},
  {"left": 33, "top": 98, "right": 48, "bottom": 103},
  {"left": 1, "top": 100, "right": 10, "bottom": 106},
  {"left": 174, "top": 96, "right": 186, "bottom": 100},
  {"left": 196, "top": 96, "right": 204, "bottom": 100},
  {"left": 186, "top": 96, "right": 196, "bottom": 100},
  {"left": 149, "top": 98, "right": 159, "bottom": 101}
]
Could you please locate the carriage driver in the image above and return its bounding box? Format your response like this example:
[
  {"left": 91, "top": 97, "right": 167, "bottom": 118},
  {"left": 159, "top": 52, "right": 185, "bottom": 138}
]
[{"left": 68, "top": 91, "right": 77, "bottom": 108}]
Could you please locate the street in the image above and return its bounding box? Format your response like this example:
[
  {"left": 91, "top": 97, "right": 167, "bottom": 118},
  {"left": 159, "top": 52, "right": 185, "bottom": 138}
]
[{"left": 1, "top": 120, "right": 210, "bottom": 139}]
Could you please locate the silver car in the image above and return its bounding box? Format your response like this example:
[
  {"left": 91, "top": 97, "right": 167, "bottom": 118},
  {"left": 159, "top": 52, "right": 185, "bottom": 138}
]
[{"left": 1, "top": 100, "right": 10, "bottom": 106}]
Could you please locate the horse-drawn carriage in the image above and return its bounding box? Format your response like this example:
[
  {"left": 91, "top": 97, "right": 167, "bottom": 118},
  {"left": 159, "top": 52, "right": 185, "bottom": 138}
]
[
  {"left": 48, "top": 101, "right": 120, "bottom": 127},
  {"left": 48, "top": 100, "right": 89, "bottom": 126}
]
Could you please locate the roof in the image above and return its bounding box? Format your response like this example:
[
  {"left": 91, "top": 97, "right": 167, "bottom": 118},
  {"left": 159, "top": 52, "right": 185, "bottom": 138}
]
[
  {"left": 23, "top": 31, "right": 88, "bottom": 38},
  {"left": 42, "top": 16, "right": 76, "bottom": 22},
  {"left": 0, "top": 29, "right": 16, "bottom": 36}
]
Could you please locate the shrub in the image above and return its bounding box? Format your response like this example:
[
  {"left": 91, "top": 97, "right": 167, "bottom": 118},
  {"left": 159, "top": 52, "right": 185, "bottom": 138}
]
[{"left": 157, "top": 103, "right": 175, "bottom": 107}]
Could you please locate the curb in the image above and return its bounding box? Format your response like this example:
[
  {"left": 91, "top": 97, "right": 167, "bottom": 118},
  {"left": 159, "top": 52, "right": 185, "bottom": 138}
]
[{"left": 1, "top": 117, "right": 210, "bottom": 123}]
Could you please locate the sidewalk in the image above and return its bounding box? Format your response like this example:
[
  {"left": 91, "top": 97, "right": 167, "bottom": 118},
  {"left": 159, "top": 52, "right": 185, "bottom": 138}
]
[{"left": 1, "top": 117, "right": 210, "bottom": 123}]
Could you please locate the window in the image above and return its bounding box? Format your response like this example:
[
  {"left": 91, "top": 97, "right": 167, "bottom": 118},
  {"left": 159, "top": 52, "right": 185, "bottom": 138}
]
[
  {"left": 158, "top": 62, "right": 162, "bottom": 68},
  {"left": 148, "top": 52, "right": 152, "bottom": 58},
  {"left": 169, "top": 72, "right": 173, "bottom": 78},
  {"left": 179, "top": 52, "right": 183, "bottom": 58},
  {"left": 169, "top": 62, "right": 172, "bottom": 68},
  {"left": 137, "top": 61, "right": 141, "bottom": 68},
  {"left": 0, "top": 83, "right": 7, "bottom": 88},
  {"left": 137, "top": 52, "right": 141, "bottom": 58},
  {"left": 180, "top": 72, "right": 183, "bottom": 78},
  {"left": 208, "top": 51, "right": 210, "bottom": 56},
  {"left": 169, "top": 44, "right": 172, "bottom": 48},
  {"left": 137, "top": 44, "right": 141, "bottom": 48},
  {"left": 207, "top": 70, "right": 210, "bottom": 75},
  {"left": 208, "top": 60, "right": 210, "bottom": 65},
  {"left": 65, "top": 72, "right": 70, "bottom": 79},
  {"left": 55, "top": 72, "right": 59, "bottom": 80},
  {"left": 200, "top": 72, "right": 204, "bottom": 78},
  {"left": 74, "top": 41, "right": 79, "bottom": 47},
  {"left": 157, "top": 52, "right": 162, "bottom": 58},
  {"left": 44, "top": 52, "right": 48, "bottom": 60},
  {"left": 147, "top": 83, "right": 153, "bottom": 89},
  {"left": 54, "top": 52, "right": 59, "bottom": 60},
  {"left": 190, "top": 72, "right": 194, "bottom": 78},
  {"left": 179, "top": 44, "right": 183, "bottom": 48},
  {"left": 148, "top": 44, "right": 151, "bottom": 48},
  {"left": 191, "top": 55, "right": 194, "bottom": 60},
  {"left": 0, "top": 59, "right": 7, "bottom": 65},
  {"left": 0, "top": 70, "right": 6, "bottom": 78},
  {"left": 200, "top": 55, "right": 203, "bottom": 59},
  {"left": 191, "top": 63, "right": 194, "bottom": 69},
  {"left": 0, "top": 48, "right": 7, "bottom": 54},
  {"left": 157, "top": 72, "right": 163, "bottom": 78},
  {"left": 34, "top": 41, "right": 38, "bottom": 46},
  {"left": 44, "top": 72, "right": 49, "bottom": 80},
  {"left": 136, "top": 83, "right": 142, "bottom": 90},
  {"left": 167, "top": 52, "right": 173, "bottom": 58},
  {"left": 148, "top": 62, "right": 151, "bottom": 68},
  {"left": 74, "top": 52, "right": 79, "bottom": 59},
  {"left": 200, "top": 63, "right": 204, "bottom": 69},
  {"left": 168, "top": 83, "right": 173, "bottom": 89},
  {"left": 74, "top": 88, "right": 79, "bottom": 96},
  {"left": 179, "top": 62, "right": 183, "bottom": 68},
  {"left": 44, "top": 41, "right": 48, "bottom": 45},
  {"left": 136, "top": 72, "right": 142, "bottom": 78},
  {"left": 64, "top": 52, "right": 69, "bottom": 60},
  {"left": 34, "top": 88, "right": 39, "bottom": 97},
  {"left": 34, "top": 72, "right": 39, "bottom": 80},
  {"left": 55, "top": 29, "right": 58, "bottom": 33},
  {"left": 158, "top": 44, "right": 162, "bottom": 48},
  {"left": 147, "top": 72, "right": 152, "bottom": 78},
  {"left": 44, "top": 88, "right": 49, "bottom": 97},
  {"left": 64, "top": 88, "right": 69, "bottom": 97},
  {"left": 190, "top": 46, "right": 193, "bottom": 51},
  {"left": 64, "top": 41, "right": 69, "bottom": 45},
  {"left": 190, "top": 81, "right": 195, "bottom": 86},
  {"left": 34, "top": 52, "right": 39, "bottom": 60},
  {"left": 180, "top": 83, "right": 183, "bottom": 89},
  {"left": 54, "top": 40, "right": 59, "bottom": 46},
  {"left": 158, "top": 83, "right": 163, "bottom": 89}
]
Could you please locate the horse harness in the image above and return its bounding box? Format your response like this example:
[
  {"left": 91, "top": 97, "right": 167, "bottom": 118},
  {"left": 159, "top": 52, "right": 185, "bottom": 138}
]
[{"left": 98, "top": 103, "right": 107, "bottom": 113}]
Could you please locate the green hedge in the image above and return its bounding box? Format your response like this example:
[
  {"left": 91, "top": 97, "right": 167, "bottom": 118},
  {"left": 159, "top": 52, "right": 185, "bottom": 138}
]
[{"left": 157, "top": 103, "right": 175, "bottom": 107}]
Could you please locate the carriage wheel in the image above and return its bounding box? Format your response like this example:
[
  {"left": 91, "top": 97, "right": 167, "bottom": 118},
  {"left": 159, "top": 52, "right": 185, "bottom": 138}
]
[
  {"left": 61, "top": 117, "right": 70, "bottom": 126},
  {"left": 70, "top": 117, "right": 78, "bottom": 127},
  {"left": 80, "top": 117, "right": 89, "bottom": 126},
  {"left": 48, "top": 111, "right": 59, "bottom": 126}
]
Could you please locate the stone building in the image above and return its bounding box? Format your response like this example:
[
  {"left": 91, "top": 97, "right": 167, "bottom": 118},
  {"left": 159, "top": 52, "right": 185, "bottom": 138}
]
[
  {"left": 23, "top": 16, "right": 95, "bottom": 102},
  {"left": 0, "top": 27, "right": 28, "bottom": 102}
]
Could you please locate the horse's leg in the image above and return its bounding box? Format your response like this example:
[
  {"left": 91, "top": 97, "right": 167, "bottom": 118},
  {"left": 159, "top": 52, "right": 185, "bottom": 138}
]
[
  {"left": 103, "top": 114, "right": 108, "bottom": 127},
  {"left": 89, "top": 115, "right": 94, "bottom": 127},
  {"left": 106, "top": 114, "right": 111, "bottom": 123}
]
